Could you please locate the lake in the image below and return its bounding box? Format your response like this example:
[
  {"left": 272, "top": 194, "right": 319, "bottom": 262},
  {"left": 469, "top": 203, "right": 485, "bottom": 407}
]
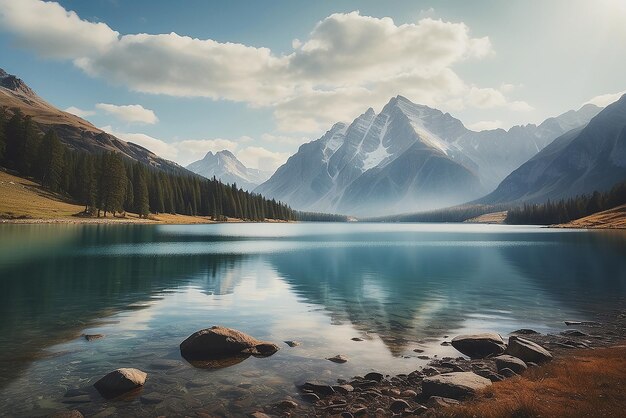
[{"left": 0, "top": 223, "right": 625, "bottom": 417}]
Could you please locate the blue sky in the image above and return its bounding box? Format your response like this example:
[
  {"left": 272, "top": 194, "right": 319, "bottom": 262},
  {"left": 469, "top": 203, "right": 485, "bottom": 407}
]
[{"left": 1, "top": 0, "right": 625, "bottom": 171}]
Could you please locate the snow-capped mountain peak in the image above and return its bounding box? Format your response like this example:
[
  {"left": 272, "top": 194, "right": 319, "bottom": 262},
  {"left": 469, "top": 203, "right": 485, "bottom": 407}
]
[{"left": 186, "top": 150, "right": 271, "bottom": 191}]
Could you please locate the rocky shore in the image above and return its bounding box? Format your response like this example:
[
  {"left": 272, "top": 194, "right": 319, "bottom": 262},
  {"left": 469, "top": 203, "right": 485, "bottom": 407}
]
[
  {"left": 47, "top": 310, "right": 626, "bottom": 418},
  {"left": 253, "top": 309, "right": 626, "bottom": 418}
]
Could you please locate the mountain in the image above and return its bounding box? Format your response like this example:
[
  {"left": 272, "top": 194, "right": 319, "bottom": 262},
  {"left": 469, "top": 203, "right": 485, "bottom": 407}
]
[
  {"left": 186, "top": 150, "right": 271, "bottom": 190},
  {"left": 0, "top": 68, "right": 182, "bottom": 173},
  {"left": 256, "top": 95, "right": 600, "bottom": 216},
  {"left": 481, "top": 94, "right": 626, "bottom": 204}
]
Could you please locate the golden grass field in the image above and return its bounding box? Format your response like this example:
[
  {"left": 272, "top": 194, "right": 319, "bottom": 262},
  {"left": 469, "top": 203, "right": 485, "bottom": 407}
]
[
  {"left": 0, "top": 170, "right": 284, "bottom": 224},
  {"left": 555, "top": 204, "right": 626, "bottom": 229},
  {"left": 439, "top": 344, "right": 626, "bottom": 418}
]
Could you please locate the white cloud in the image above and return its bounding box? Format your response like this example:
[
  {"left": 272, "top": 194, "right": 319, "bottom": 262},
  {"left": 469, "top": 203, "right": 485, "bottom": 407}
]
[
  {"left": 100, "top": 125, "right": 281, "bottom": 168},
  {"left": 584, "top": 90, "right": 626, "bottom": 107},
  {"left": 64, "top": 106, "right": 95, "bottom": 118},
  {"left": 236, "top": 147, "right": 291, "bottom": 172},
  {"left": 0, "top": 0, "right": 118, "bottom": 59},
  {"left": 95, "top": 103, "right": 158, "bottom": 124},
  {"left": 466, "top": 86, "right": 532, "bottom": 111},
  {"left": 467, "top": 120, "right": 504, "bottom": 131},
  {"left": 100, "top": 125, "right": 178, "bottom": 160},
  {"left": 0, "top": 1, "right": 532, "bottom": 133}
]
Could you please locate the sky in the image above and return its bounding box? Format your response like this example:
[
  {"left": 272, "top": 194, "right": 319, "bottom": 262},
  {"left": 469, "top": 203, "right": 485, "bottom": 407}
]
[{"left": 1, "top": 0, "right": 625, "bottom": 172}]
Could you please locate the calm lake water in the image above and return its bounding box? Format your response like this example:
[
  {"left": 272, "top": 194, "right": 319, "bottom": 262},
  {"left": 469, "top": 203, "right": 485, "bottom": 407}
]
[{"left": 0, "top": 223, "right": 625, "bottom": 417}]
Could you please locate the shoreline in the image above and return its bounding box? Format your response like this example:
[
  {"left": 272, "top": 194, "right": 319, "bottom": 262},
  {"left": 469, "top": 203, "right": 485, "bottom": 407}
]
[
  {"left": 256, "top": 308, "right": 626, "bottom": 417},
  {"left": 0, "top": 215, "right": 292, "bottom": 225}
]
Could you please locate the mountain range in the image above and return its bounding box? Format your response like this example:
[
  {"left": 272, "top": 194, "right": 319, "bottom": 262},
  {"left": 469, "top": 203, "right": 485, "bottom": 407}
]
[
  {"left": 186, "top": 150, "right": 271, "bottom": 190},
  {"left": 0, "top": 68, "right": 183, "bottom": 173},
  {"left": 481, "top": 93, "right": 626, "bottom": 204},
  {"left": 255, "top": 95, "right": 601, "bottom": 216}
]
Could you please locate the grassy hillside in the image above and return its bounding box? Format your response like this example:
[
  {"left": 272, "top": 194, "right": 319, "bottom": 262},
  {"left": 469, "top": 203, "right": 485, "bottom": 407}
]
[
  {"left": 0, "top": 169, "right": 84, "bottom": 219},
  {"left": 554, "top": 204, "right": 626, "bottom": 229}
]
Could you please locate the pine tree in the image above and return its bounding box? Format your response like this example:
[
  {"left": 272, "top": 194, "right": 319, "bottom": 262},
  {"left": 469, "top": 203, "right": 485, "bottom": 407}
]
[
  {"left": 77, "top": 157, "right": 96, "bottom": 213},
  {"left": 0, "top": 111, "right": 6, "bottom": 161},
  {"left": 132, "top": 165, "right": 150, "bottom": 218},
  {"left": 98, "top": 152, "right": 128, "bottom": 217},
  {"left": 37, "top": 130, "right": 63, "bottom": 191}
]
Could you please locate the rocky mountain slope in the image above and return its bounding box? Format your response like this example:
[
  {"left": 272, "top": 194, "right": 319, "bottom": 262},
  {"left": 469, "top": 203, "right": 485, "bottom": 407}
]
[
  {"left": 0, "top": 68, "right": 183, "bottom": 173},
  {"left": 186, "top": 150, "right": 270, "bottom": 190},
  {"left": 256, "top": 95, "right": 599, "bottom": 216},
  {"left": 482, "top": 94, "right": 626, "bottom": 204}
]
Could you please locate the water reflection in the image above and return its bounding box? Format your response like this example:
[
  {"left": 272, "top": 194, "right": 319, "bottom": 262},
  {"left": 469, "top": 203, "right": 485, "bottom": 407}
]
[{"left": 0, "top": 223, "right": 624, "bottom": 416}]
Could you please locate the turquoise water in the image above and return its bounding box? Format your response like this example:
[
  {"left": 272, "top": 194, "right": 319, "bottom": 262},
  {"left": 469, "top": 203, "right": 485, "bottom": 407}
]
[{"left": 0, "top": 223, "right": 625, "bottom": 416}]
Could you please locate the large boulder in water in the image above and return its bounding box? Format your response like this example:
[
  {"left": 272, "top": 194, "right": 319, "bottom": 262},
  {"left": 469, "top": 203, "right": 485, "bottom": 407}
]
[
  {"left": 506, "top": 336, "right": 552, "bottom": 364},
  {"left": 94, "top": 368, "right": 146, "bottom": 398},
  {"left": 422, "top": 372, "right": 492, "bottom": 400},
  {"left": 451, "top": 333, "right": 506, "bottom": 358},
  {"left": 180, "top": 326, "right": 279, "bottom": 361}
]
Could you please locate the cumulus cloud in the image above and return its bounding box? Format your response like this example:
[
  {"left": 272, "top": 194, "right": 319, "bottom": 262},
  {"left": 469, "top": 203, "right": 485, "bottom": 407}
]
[
  {"left": 0, "top": 0, "right": 118, "bottom": 59},
  {"left": 100, "top": 125, "right": 284, "bottom": 168},
  {"left": 584, "top": 90, "right": 626, "bottom": 107},
  {"left": 101, "top": 125, "right": 178, "bottom": 160},
  {"left": 0, "top": 0, "right": 531, "bottom": 133},
  {"left": 466, "top": 86, "right": 533, "bottom": 111},
  {"left": 236, "top": 147, "right": 291, "bottom": 172},
  {"left": 95, "top": 103, "right": 159, "bottom": 124},
  {"left": 64, "top": 106, "right": 95, "bottom": 118}
]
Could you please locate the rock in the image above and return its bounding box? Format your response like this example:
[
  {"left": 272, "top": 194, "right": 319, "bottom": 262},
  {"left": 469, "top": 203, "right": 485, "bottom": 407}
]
[
  {"left": 300, "top": 381, "right": 335, "bottom": 397},
  {"left": 413, "top": 348, "right": 425, "bottom": 353},
  {"left": 83, "top": 334, "right": 104, "bottom": 341},
  {"left": 364, "top": 372, "right": 384, "bottom": 382},
  {"left": 417, "top": 355, "right": 430, "bottom": 360},
  {"left": 48, "top": 411, "right": 84, "bottom": 418},
  {"left": 327, "top": 354, "right": 348, "bottom": 363},
  {"left": 560, "top": 329, "right": 588, "bottom": 337},
  {"left": 409, "top": 404, "right": 428, "bottom": 415},
  {"left": 351, "top": 337, "right": 364, "bottom": 341},
  {"left": 510, "top": 329, "right": 540, "bottom": 335},
  {"left": 300, "top": 393, "right": 320, "bottom": 402},
  {"left": 333, "top": 384, "right": 354, "bottom": 394},
  {"left": 390, "top": 398, "right": 411, "bottom": 413},
  {"left": 180, "top": 326, "right": 279, "bottom": 360},
  {"left": 278, "top": 400, "right": 298, "bottom": 409},
  {"left": 284, "top": 340, "right": 300, "bottom": 347},
  {"left": 565, "top": 320, "right": 600, "bottom": 326},
  {"left": 353, "top": 407, "right": 368, "bottom": 416},
  {"left": 422, "top": 372, "right": 492, "bottom": 400},
  {"left": 425, "top": 396, "right": 460, "bottom": 408},
  {"left": 248, "top": 412, "right": 271, "bottom": 418},
  {"left": 506, "top": 336, "right": 552, "bottom": 364},
  {"left": 441, "top": 341, "right": 451, "bottom": 346},
  {"left": 349, "top": 379, "right": 378, "bottom": 389},
  {"left": 421, "top": 367, "right": 440, "bottom": 376},
  {"left": 494, "top": 354, "right": 527, "bottom": 374},
  {"left": 400, "top": 389, "right": 418, "bottom": 398},
  {"left": 451, "top": 333, "right": 506, "bottom": 358},
  {"left": 140, "top": 393, "right": 164, "bottom": 405},
  {"left": 341, "top": 412, "right": 354, "bottom": 418},
  {"left": 94, "top": 368, "right": 146, "bottom": 398},
  {"left": 61, "top": 395, "right": 91, "bottom": 404},
  {"left": 499, "top": 368, "right": 518, "bottom": 378}
]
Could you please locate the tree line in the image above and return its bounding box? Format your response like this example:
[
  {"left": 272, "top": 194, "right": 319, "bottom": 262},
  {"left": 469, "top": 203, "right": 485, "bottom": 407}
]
[
  {"left": 0, "top": 109, "right": 299, "bottom": 221},
  {"left": 366, "top": 203, "right": 510, "bottom": 223},
  {"left": 505, "top": 181, "right": 626, "bottom": 225}
]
